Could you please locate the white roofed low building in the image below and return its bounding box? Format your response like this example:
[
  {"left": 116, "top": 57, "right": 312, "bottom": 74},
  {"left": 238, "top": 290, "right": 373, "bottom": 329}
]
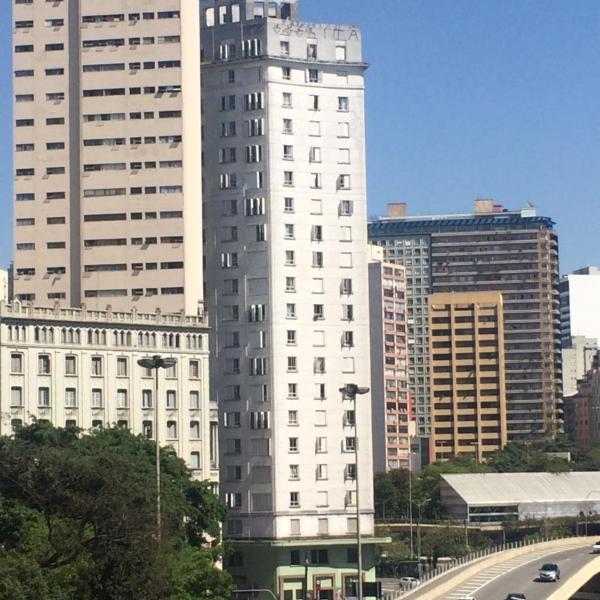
[{"left": 440, "top": 472, "right": 600, "bottom": 523}]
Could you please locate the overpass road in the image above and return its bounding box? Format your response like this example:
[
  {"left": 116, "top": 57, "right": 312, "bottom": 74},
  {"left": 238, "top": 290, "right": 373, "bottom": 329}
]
[{"left": 445, "top": 543, "right": 597, "bottom": 599}]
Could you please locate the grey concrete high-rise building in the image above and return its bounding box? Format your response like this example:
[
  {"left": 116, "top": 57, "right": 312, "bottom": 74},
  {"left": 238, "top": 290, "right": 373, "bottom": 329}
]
[
  {"left": 368, "top": 200, "right": 562, "bottom": 444},
  {"left": 12, "top": 0, "right": 203, "bottom": 314}
]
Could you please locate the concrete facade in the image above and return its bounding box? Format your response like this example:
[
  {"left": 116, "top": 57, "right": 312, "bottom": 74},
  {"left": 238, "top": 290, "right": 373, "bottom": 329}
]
[
  {"left": 0, "top": 301, "right": 217, "bottom": 484},
  {"left": 564, "top": 369, "right": 600, "bottom": 453},
  {"left": 428, "top": 292, "right": 508, "bottom": 462},
  {"left": 0, "top": 270, "right": 9, "bottom": 303},
  {"left": 562, "top": 336, "right": 599, "bottom": 398},
  {"left": 368, "top": 246, "right": 411, "bottom": 472},
  {"left": 200, "top": 0, "right": 380, "bottom": 593},
  {"left": 368, "top": 200, "right": 562, "bottom": 443},
  {"left": 12, "top": 0, "right": 203, "bottom": 314},
  {"left": 564, "top": 382, "right": 592, "bottom": 454},
  {"left": 560, "top": 267, "right": 600, "bottom": 347}
]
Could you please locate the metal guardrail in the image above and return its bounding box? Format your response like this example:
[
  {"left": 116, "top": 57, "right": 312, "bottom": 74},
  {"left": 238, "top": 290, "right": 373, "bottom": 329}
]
[{"left": 382, "top": 533, "right": 585, "bottom": 600}]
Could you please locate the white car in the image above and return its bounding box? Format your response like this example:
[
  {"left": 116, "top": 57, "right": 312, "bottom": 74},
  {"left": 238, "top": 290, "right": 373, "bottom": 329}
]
[
  {"left": 592, "top": 540, "right": 600, "bottom": 553},
  {"left": 538, "top": 563, "right": 560, "bottom": 582},
  {"left": 398, "top": 577, "right": 420, "bottom": 590}
]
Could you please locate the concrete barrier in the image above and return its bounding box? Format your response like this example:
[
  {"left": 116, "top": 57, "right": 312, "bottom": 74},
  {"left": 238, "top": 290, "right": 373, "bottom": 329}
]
[
  {"left": 401, "top": 536, "right": 597, "bottom": 600},
  {"left": 546, "top": 556, "right": 600, "bottom": 600}
]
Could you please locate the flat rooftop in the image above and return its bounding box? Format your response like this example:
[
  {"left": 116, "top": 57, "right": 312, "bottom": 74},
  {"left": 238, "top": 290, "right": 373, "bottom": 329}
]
[{"left": 442, "top": 472, "right": 600, "bottom": 506}]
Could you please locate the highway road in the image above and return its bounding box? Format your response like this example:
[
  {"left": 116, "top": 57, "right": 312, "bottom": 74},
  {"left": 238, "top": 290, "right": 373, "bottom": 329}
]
[{"left": 445, "top": 543, "right": 597, "bottom": 599}]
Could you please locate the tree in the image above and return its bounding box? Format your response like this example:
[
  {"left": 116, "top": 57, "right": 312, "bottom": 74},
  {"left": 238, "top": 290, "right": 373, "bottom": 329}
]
[
  {"left": 374, "top": 470, "right": 414, "bottom": 521},
  {"left": 0, "top": 423, "right": 233, "bottom": 600},
  {"left": 419, "top": 526, "right": 469, "bottom": 569},
  {"left": 487, "top": 442, "right": 530, "bottom": 472},
  {"left": 416, "top": 456, "right": 491, "bottom": 519},
  {"left": 487, "top": 442, "right": 571, "bottom": 474}
]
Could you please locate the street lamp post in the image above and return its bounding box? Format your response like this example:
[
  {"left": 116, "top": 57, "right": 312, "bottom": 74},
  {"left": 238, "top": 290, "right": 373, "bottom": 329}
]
[
  {"left": 408, "top": 451, "right": 414, "bottom": 559},
  {"left": 137, "top": 354, "right": 177, "bottom": 544},
  {"left": 339, "top": 384, "right": 369, "bottom": 600},
  {"left": 302, "top": 554, "right": 309, "bottom": 600},
  {"left": 584, "top": 491, "right": 600, "bottom": 536}
]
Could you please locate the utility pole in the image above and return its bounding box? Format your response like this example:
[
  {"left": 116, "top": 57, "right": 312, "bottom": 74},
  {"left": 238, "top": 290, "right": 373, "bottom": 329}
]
[
  {"left": 137, "top": 354, "right": 176, "bottom": 545},
  {"left": 339, "top": 384, "right": 369, "bottom": 600},
  {"left": 408, "top": 452, "right": 414, "bottom": 559},
  {"left": 302, "top": 554, "right": 309, "bottom": 600}
]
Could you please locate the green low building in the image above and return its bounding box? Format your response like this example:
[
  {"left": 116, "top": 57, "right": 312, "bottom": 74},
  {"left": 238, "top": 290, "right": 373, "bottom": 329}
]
[{"left": 227, "top": 537, "right": 389, "bottom": 600}]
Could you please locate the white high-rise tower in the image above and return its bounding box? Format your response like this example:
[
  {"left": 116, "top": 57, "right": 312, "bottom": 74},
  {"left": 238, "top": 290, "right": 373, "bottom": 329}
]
[{"left": 202, "top": 0, "right": 381, "bottom": 593}]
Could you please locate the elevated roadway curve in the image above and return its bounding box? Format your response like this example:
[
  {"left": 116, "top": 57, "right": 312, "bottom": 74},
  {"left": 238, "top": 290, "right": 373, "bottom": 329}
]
[
  {"left": 446, "top": 543, "right": 596, "bottom": 599},
  {"left": 400, "top": 537, "right": 599, "bottom": 600}
]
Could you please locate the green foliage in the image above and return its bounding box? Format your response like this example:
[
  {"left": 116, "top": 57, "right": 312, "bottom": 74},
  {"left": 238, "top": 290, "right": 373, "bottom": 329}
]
[
  {"left": 0, "top": 423, "right": 233, "bottom": 600},
  {"left": 487, "top": 442, "right": 571, "bottom": 473},
  {"left": 420, "top": 526, "right": 469, "bottom": 568},
  {"left": 374, "top": 470, "right": 413, "bottom": 521}
]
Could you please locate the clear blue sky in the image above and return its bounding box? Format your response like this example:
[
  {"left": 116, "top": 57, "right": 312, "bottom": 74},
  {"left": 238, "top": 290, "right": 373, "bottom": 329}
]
[{"left": 1, "top": 1, "right": 598, "bottom": 274}]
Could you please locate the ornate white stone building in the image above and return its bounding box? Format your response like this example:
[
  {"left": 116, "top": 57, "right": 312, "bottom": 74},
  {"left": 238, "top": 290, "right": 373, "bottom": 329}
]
[{"left": 0, "top": 301, "right": 217, "bottom": 484}]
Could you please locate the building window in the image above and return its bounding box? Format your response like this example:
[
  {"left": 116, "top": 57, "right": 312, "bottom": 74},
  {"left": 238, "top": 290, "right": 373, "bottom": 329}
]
[
  {"left": 316, "top": 464, "right": 328, "bottom": 480},
  {"left": 142, "top": 389, "right": 153, "bottom": 409},
  {"left": 10, "top": 386, "right": 23, "bottom": 407},
  {"left": 190, "top": 390, "right": 200, "bottom": 409},
  {"left": 91, "top": 356, "right": 103, "bottom": 375},
  {"left": 345, "top": 437, "right": 357, "bottom": 452},
  {"left": 165, "top": 361, "right": 177, "bottom": 378},
  {"left": 190, "top": 451, "right": 200, "bottom": 469},
  {"left": 65, "top": 388, "right": 77, "bottom": 408},
  {"left": 190, "top": 421, "right": 200, "bottom": 438},
  {"left": 189, "top": 360, "right": 200, "bottom": 378},
  {"left": 166, "top": 421, "right": 177, "bottom": 439},
  {"left": 338, "top": 96, "right": 349, "bottom": 111},
  {"left": 289, "top": 437, "right": 298, "bottom": 453},
  {"left": 38, "top": 387, "right": 50, "bottom": 407},
  {"left": 38, "top": 354, "right": 51, "bottom": 374},
  {"left": 166, "top": 390, "right": 177, "bottom": 410},
  {"left": 65, "top": 355, "right": 77, "bottom": 375},
  {"left": 313, "top": 304, "right": 324, "bottom": 320},
  {"left": 311, "top": 549, "right": 329, "bottom": 564},
  {"left": 10, "top": 353, "right": 23, "bottom": 373},
  {"left": 117, "top": 389, "right": 128, "bottom": 409},
  {"left": 143, "top": 421, "right": 153, "bottom": 438},
  {"left": 316, "top": 437, "right": 327, "bottom": 453},
  {"left": 116, "top": 357, "right": 128, "bottom": 376},
  {"left": 91, "top": 388, "right": 103, "bottom": 408},
  {"left": 290, "top": 491, "right": 300, "bottom": 507}
]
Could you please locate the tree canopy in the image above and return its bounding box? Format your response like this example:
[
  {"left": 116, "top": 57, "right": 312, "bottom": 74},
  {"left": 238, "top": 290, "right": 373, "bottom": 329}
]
[{"left": 0, "top": 423, "right": 233, "bottom": 600}]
